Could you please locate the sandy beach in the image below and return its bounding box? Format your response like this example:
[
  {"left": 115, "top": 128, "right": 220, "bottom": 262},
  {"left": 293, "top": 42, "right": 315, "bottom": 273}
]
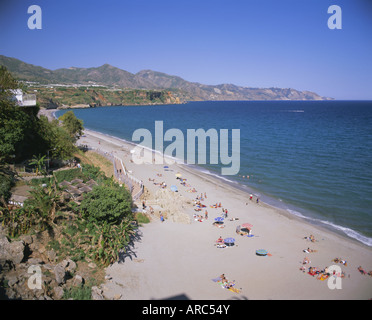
[
  {"left": 43, "top": 109, "right": 372, "bottom": 300},
  {"left": 73, "top": 128, "right": 372, "bottom": 300}
]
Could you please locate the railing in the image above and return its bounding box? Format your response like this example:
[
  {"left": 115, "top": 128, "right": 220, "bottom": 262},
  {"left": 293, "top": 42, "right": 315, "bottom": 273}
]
[
  {"left": 113, "top": 155, "right": 144, "bottom": 201},
  {"left": 79, "top": 145, "right": 144, "bottom": 201}
]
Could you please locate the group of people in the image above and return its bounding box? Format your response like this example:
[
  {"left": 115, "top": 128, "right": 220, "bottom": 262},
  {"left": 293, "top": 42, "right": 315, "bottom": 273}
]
[
  {"left": 332, "top": 257, "right": 347, "bottom": 266},
  {"left": 357, "top": 266, "right": 372, "bottom": 276},
  {"left": 303, "top": 234, "right": 316, "bottom": 242},
  {"left": 219, "top": 274, "right": 236, "bottom": 290}
]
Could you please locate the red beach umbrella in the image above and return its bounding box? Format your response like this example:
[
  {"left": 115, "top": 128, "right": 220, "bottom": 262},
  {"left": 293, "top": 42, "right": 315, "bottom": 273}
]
[{"left": 241, "top": 223, "right": 253, "bottom": 230}]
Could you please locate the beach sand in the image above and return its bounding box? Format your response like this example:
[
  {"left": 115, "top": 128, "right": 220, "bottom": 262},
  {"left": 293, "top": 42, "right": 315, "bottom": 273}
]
[{"left": 72, "top": 125, "right": 372, "bottom": 300}]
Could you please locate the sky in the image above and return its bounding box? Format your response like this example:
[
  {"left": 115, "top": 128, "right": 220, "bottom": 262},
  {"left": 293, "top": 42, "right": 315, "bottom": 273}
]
[{"left": 0, "top": 0, "right": 371, "bottom": 99}]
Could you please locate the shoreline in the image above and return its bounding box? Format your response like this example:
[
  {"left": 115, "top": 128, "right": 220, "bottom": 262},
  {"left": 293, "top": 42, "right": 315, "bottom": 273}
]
[
  {"left": 53, "top": 107, "right": 371, "bottom": 247},
  {"left": 43, "top": 108, "right": 372, "bottom": 299}
]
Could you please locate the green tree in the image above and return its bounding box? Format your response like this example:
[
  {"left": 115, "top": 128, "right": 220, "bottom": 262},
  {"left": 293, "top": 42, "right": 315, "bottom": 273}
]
[
  {"left": 79, "top": 185, "right": 132, "bottom": 225},
  {"left": 58, "top": 111, "right": 84, "bottom": 142},
  {"left": 38, "top": 116, "right": 77, "bottom": 161},
  {"left": 0, "top": 65, "right": 19, "bottom": 100},
  {"left": 0, "top": 66, "right": 48, "bottom": 163}
]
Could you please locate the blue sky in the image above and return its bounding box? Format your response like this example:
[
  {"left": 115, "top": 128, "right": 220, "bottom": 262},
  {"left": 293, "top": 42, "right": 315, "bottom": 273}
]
[{"left": 0, "top": 0, "right": 371, "bottom": 99}]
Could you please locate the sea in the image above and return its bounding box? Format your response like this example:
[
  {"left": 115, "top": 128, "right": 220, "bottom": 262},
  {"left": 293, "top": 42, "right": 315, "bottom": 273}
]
[{"left": 56, "top": 100, "right": 372, "bottom": 246}]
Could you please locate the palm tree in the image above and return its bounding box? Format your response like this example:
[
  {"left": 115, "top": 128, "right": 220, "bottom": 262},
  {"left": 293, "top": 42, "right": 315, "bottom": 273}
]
[
  {"left": 29, "top": 154, "right": 49, "bottom": 176},
  {"left": 24, "top": 177, "right": 61, "bottom": 230}
]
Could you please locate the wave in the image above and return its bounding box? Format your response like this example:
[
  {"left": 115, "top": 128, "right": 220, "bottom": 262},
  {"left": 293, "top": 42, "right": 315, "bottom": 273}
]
[
  {"left": 280, "top": 110, "right": 305, "bottom": 113},
  {"left": 287, "top": 209, "right": 372, "bottom": 247}
]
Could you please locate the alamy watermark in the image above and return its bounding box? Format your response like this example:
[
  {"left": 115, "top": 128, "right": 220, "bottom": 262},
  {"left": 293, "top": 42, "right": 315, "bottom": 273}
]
[
  {"left": 327, "top": 265, "right": 342, "bottom": 290},
  {"left": 27, "top": 5, "right": 42, "bottom": 30},
  {"left": 27, "top": 265, "right": 42, "bottom": 290},
  {"left": 131, "top": 121, "right": 240, "bottom": 175},
  {"left": 328, "top": 5, "right": 342, "bottom": 30}
]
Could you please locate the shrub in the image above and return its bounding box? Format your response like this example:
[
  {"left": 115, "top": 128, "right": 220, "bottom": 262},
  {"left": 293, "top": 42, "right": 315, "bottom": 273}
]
[{"left": 79, "top": 185, "right": 132, "bottom": 225}]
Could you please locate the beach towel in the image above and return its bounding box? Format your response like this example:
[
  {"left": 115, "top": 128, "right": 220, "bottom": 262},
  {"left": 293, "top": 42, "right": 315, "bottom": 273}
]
[
  {"left": 211, "top": 277, "right": 222, "bottom": 282},
  {"left": 317, "top": 274, "right": 329, "bottom": 281},
  {"left": 212, "top": 278, "right": 241, "bottom": 293},
  {"left": 228, "top": 287, "right": 241, "bottom": 294}
]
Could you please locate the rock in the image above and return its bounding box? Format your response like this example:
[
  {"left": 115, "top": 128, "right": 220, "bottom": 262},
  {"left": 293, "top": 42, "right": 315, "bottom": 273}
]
[
  {"left": 42, "top": 263, "right": 53, "bottom": 271},
  {"left": 91, "top": 286, "right": 104, "bottom": 300},
  {"left": 46, "top": 249, "right": 57, "bottom": 262},
  {"left": 54, "top": 264, "right": 67, "bottom": 285},
  {"left": 53, "top": 286, "right": 64, "bottom": 300},
  {"left": 113, "top": 294, "right": 122, "bottom": 300},
  {"left": 20, "top": 235, "right": 33, "bottom": 246},
  {"left": 65, "top": 259, "right": 76, "bottom": 273},
  {"left": 0, "top": 234, "right": 25, "bottom": 265},
  {"left": 6, "top": 275, "right": 19, "bottom": 287},
  {"left": 72, "top": 274, "right": 84, "bottom": 287},
  {"left": 154, "top": 189, "right": 191, "bottom": 224},
  {"left": 27, "top": 258, "right": 43, "bottom": 265}
]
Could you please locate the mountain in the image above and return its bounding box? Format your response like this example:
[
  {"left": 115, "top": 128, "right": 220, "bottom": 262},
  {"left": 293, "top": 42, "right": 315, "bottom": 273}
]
[{"left": 0, "top": 55, "right": 332, "bottom": 101}]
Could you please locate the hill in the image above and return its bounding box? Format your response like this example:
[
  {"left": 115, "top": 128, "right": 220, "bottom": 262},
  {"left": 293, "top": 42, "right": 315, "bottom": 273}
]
[{"left": 0, "top": 54, "right": 332, "bottom": 101}]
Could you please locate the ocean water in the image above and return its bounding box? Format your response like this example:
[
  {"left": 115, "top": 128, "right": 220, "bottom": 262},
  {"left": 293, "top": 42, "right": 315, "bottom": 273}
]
[{"left": 56, "top": 100, "right": 372, "bottom": 246}]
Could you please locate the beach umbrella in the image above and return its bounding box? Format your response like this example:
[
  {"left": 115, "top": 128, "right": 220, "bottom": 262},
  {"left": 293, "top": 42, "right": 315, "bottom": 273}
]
[
  {"left": 256, "top": 249, "right": 268, "bottom": 256},
  {"left": 170, "top": 185, "right": 178, "bottom": 192},
  {"left": 241, "top": 223, "right": 253, "bottom": 230},
  {"left": 224, "top": 237, "right": 235, "bottom": 246},
  {"left": 130, "top": 149, "right": 135, "bottom": 154},
  {"left": 214, "top": 217, "right": 224, "bottom": 222},
  {"left": 175, "top": 173, "right": 182, "bottom": 178}
]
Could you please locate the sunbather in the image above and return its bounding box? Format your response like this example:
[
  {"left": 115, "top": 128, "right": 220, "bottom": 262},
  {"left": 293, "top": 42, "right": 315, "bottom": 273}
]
[
  {"left": 217, "top": 236, "right": 224, "bottom": 243},
  {"left": 304, "top": 235, "right": 315, "bottom": 242},
  {"left": 358, "top": 266, "right": 367, "bottom": 275}
]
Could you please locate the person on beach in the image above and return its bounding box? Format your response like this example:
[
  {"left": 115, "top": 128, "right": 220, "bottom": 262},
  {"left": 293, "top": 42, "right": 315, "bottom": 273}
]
[
  {"left": 205, "top": 210, "right": 208, "bottom": 220},
  {"left": 358, "top": 266, "right": 366, "bottom": 275},
  {"left": 160, "top": 212, "right": 164, "bottom": 222},
  {"left": 250, "top": 194, "right": 253, "bottom": 201}
]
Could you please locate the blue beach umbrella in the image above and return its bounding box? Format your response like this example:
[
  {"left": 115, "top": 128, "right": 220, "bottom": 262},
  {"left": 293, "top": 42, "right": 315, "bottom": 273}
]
[
  {"left": 214, "top": 217, "right": 224, "bottom": 222},
  {"left": 224, "top": 237, "right": 235, "bottom": 246},
  {"left": 170, "top": 185, "right": 178, "bottom": 192},
  {"left": 163, "top": 166, "right": 169, "bottom": 169},
  {"left": 256, "top": 249, "right": 268, "bottom": 256}
]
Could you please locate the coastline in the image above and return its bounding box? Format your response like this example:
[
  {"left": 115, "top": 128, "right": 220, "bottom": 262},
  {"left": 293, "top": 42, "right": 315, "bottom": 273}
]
[
  {"left": 43, "top": 108, "right": 372, "bottom": 299},
  {"left": 52, "top": 107, "right": 372, "bottom": 247}
]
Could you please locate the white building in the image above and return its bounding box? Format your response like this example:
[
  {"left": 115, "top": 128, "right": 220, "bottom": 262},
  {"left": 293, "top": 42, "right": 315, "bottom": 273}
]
[{"left": 11, "top": 89, "right": 37, "bottom": 107}]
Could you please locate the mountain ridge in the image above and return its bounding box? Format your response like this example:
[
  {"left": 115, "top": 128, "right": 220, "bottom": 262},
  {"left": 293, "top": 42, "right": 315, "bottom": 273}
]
[{"left": 0, "top": 54, "right": 332, "bottom": 101}]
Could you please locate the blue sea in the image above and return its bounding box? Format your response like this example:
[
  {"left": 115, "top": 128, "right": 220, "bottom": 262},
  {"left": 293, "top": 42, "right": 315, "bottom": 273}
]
[{"left": 56, "top": 100, "right": 372, "bottom": 246}]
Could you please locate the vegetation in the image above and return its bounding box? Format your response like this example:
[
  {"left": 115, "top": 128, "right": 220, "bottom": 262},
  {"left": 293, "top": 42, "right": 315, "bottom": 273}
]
[
  {"left": 0, "top": 66, "right": 141, "bottom": 300},
  {"left": 58, "top": 111, "right": 84, "bottom": 141},
  {"left": 31, "top": 86, "right": 182, "bottom": 108},
  {"left": 28, "top": 154, "right": 48, "bottom": 176},
  {"left": 80, "top": 184, "right": 132, "bottom": 225},
  {"left": 0, "top": 68, "right": 78, "bottom": 165}
]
